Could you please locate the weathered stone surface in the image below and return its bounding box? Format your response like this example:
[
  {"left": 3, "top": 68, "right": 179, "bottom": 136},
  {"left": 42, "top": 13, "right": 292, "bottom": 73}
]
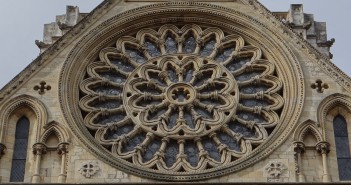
[{"left": 0, "top": 0, "right": 350, "bottom": 184}]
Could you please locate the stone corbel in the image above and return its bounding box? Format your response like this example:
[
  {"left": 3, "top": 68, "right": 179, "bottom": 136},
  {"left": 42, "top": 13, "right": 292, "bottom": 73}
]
[
  {"left": 317, "top": 38, "right": 335, "bottom": 48},
  {"left": 58, "top": 22, "right": 73, "bottom": 31},
  {"left": 316, "top": 141, "right": 330, "bottom": 154},
  {"left": 35, "top": 40, "right": 51, "bottom": 49}
]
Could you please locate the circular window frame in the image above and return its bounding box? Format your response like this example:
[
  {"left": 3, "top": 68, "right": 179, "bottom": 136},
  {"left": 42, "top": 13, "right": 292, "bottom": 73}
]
[{"left": 60, "top": 2, "right": 304, "bottom": 181}]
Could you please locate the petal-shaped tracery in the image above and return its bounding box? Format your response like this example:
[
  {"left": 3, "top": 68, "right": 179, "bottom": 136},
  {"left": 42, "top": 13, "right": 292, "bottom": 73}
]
[{"left": 79, "top": 24, "right": 284, "bottom": 173}]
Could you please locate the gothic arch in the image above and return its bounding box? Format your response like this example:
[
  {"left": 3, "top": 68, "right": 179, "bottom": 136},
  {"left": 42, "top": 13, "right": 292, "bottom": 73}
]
[
  {"left": 317, "top": 93, "right": 351, "bottom": 140},
  {"left": 0, "top": 94, "right": 48, "bottom": 144},
  {"left": 40, "top": 121, "right": 70, "bottom": 144},
  {"left": 294, "top": 119, "right": 322, "bottom": 144}
]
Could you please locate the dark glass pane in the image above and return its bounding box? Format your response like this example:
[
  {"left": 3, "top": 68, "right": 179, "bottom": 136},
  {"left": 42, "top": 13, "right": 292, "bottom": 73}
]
[
  {"left": 202, "top": 138, "right": 220, "bottom": 161},
  {"left": 184, "top": 36, "right": 196, "bottom": 53},
  {"left": 110, "top": 58, "right": 135, "bottom": 72},
  {"left": 338, "top": 158, "right": 351, "bottom": 181},
  {"left": 91, "top": 85, "right": 122, "bottom": 96},
  {"left": 185, "top": 141, "right": 199, "bottom": 167},
  {"left": 228, "top": 120, "right": 256, "bottom": 138},
  {"left": 240, "top": 85, "right": 269, "bottom": 94},
  {"left": 227, "top": 57, "right": 251, "bottom": 71},
  {"left": 334, "top": 115, "right": 348, "bottom": 137},
  {"left": 217, "top": 132, "right": 240, "bottom": 151},
  {"left": 15, "top": 117, "right": 30, "bottom": 139},
  {"left": 235, "top": 71, "right": 263, "bottom": 82},
  {"left": 10, "top": 117, "right": 30, "bottom": 182},
  {"left": 104, "top": 124, "right": 134, "bottom": 140},
  {"left": 98, "top": 71, "right": 126, "bottom": 84},
  {"left": 237, "top": 111, "right": 266, "bottom": 123},
  {"left": 145, "top": 39, "right": 161, "bottom": 57},
  {"left": 165, "top": 36, "right": 177, "bottom": 54},
  {"left": 122, "top": 133, "right": 146, "bottom": 153},
  {"left": 90, "top": 99, "right": 122, "bottom": 109},
  {"left": 215, "top": 48, "right": 235, "bottom": 62},
  {"left": 164, "top": 140, "right": 179, "bottom": 167},
  {"left": 200, "top": 39, "right": 216, "bottom": 57},
  {"left": 13, "top": 139, "right": 28, "bottom": 159},
  {"left": 240, "top": 99, "right": 269, "bottom": 107},
  {"left": 95, "top": 113, "right": 126, "bottom": 125},
  {"left": 125, "top": 48, "right": 146, "bottom": 63},
  {"left": 10, "top": 160, "right": 26, "bottom": 182},
  {"left": 333, "top": 115, "right": 351, "bottom": 181},
  {"left": 142, "top": 139, "right": 161, "bottom": 162},
  {"left": 335, "top": 137, "right": 351, "bottom": 158}
]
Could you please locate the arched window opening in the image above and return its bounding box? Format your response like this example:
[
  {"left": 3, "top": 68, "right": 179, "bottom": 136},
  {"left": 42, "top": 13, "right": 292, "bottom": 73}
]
[
  {"left": 10, "top": 116, "right": 30, "bottom": 182},
  {"left": 333, "top": 115, "right": 351, "bottom": 181}
]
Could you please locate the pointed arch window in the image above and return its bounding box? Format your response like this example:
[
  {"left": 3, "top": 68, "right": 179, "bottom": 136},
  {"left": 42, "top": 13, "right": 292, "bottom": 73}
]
[
  {"left": 333, "top": 115, "right": 351, "bottom": 181},
  {"left": 10, "top": 116, "right": 30, "bottom": 182}
]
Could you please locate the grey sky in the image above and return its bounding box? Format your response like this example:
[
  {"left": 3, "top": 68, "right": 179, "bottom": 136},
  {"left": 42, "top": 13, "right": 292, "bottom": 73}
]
[{"left": 0, "top": 1, "right": 349, "bottom": 89}]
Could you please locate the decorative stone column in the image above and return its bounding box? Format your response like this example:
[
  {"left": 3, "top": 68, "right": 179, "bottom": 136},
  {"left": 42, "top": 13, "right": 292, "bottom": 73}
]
[
  {"left": 32, "top": 143, "right": 47, "bottom": 183},
  {"left": 316, "top": 141, "right": 331, "bottom": 182},
  {"left": 57, "top": 142, "right": 69, "bottom": 183},
  {"left": 293, "top": 141, "right": 305, "bottom": 182},
  {"left": 0, "top": 143, "right": 6, "bottom": 159}
]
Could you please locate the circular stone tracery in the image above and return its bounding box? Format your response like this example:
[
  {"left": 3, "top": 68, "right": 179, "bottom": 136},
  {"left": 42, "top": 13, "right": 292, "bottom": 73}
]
[
  {"left": 124, "top": 55, "right": 238, "bottom": 139},
  {"left": 73, "top": 22, "right": 289, "bottom": 177}
]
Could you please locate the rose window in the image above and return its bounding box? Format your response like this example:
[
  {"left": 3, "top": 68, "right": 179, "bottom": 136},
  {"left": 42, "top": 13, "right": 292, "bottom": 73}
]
[{"left": 79, "top": 24, "right": 284, "bottom": 173}]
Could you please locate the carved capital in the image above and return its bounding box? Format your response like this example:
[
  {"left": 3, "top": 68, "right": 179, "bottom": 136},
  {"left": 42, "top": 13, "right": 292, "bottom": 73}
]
[
  {"left": 32, "top": 142, "right": 47, "bottom": 156},
  {"left": 0, "top": 143, "right": 6, "bottom": 158},
  {"left": 316, "top": 141, "right": 330, "bottom": 154},
  {"left": 57, "top": 142, "right": 69, "bottom": 155},
  {"left": 293, "top": 141, "right": 305, "bottom": 154}
]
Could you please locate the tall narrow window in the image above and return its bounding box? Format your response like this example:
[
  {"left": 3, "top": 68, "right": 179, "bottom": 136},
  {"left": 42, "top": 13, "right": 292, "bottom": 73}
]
[
  {"left": 333, "top": 115, "right": 351, "bottom": 181},
  {"left": 10, "top": 116, "right": 30, "bottom": 182}
]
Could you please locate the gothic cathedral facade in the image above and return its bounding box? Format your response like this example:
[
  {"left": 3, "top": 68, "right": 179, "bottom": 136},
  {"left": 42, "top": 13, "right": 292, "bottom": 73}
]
[{"left": 0, "top": 0, "right": 350, "bottom": 184}]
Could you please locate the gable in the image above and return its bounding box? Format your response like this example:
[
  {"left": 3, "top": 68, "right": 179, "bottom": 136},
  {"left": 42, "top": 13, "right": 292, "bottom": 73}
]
[{"left": 1, "top": 0, "right": 351, "bottom": 183}]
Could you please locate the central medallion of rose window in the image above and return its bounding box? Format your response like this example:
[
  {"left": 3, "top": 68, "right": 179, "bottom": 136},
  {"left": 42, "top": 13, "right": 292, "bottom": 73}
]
[
  {"left": 124, "top": 55, "right": 238, "bottom": 139},
  {"left": 79, "top": 24, "right": 284, "bottom": 173}
]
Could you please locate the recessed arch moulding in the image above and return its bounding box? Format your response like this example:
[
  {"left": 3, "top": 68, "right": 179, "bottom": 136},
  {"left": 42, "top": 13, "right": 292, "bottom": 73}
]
[{"left": 60, "top": 2, "right": 304, "bottom": 181}]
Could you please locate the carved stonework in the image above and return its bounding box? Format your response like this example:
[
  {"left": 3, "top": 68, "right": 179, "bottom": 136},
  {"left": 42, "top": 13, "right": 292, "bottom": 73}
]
[
  {"left": 78, "top": 24, "right": 284, "bottom": 174},
  {"left": 316, "top": 141, "right": 330, "bottom": 154},
  {"left": 265, "top": 161, "right": 287, "bottom": 182},
  {"left": 293, "top": 141, "right": 305, "bottom": 154},
  {"left": 0, "top": 143, "right": 6, "bottom": 158},
  {"left": 60, "top": 3, "right": 304, "bottom": 180},
  {"left": 33, "top": 81, "right": 51, "bottom": 95},
  {"left": 32, "top": 142, "right": 47, "bottom": 155},
  {"left": 311, "top": 79, "right": 329, "bottom": 93},
  {"left": 57, "top": 142, "right": 69, "bottom": 155},
  {"left": 78, "top": 161, "right": 100, "bottom": 178}
]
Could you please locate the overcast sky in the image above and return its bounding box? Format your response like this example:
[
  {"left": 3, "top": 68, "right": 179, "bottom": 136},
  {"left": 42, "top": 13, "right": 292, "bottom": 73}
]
[{"left": 0, "top": 1, "right": 349, "bottom": 89}]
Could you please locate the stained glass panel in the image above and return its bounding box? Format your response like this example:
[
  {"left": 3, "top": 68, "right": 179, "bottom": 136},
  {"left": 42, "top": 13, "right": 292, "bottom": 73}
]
[
  {"left": 10, "top": 117, "right": 30, "bottom": 182},
  {"left": 333, "top": 115, "right": 351, "bottom": 181}
]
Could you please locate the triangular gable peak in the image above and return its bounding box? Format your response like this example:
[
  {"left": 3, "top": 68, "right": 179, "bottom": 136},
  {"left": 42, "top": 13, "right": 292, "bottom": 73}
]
[
  {"left": 0, "top": 0, "right": 349, "bottom": 102},
  {"left": 1, "top": 1, "right": 351, "bottom": 183}
]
